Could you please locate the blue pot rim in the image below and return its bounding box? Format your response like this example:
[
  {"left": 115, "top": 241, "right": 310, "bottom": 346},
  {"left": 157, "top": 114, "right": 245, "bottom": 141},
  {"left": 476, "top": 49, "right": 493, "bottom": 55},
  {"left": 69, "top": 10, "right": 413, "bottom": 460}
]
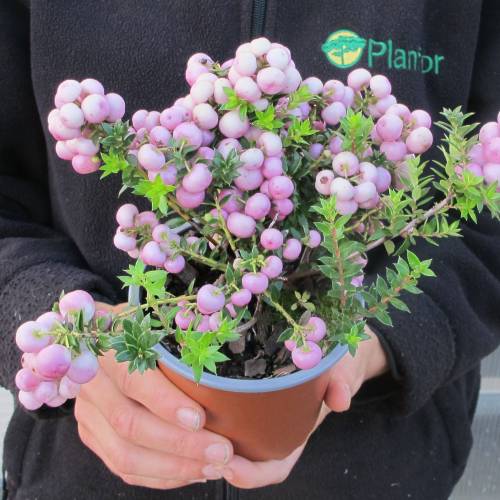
[{"left": 155, "top": 343, "right": 349, "bottom": 394}]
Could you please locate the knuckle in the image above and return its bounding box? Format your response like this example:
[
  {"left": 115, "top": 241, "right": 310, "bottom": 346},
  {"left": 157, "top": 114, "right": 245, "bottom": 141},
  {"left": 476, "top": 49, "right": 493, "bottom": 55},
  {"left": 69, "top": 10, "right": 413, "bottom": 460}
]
[
  {"left": 109, "top": 406, "right": 137, "bottom": 441},
  {"left": 167, "top": 433, "right": 190, "bottom": 457},
  {"left": 112, "top": 448, "right": 133, "bottom": 475}
]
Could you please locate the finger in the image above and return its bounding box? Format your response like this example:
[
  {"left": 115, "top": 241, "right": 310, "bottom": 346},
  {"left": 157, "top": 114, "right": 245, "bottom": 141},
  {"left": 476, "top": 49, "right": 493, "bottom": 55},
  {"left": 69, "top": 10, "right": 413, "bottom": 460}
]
[
  {"left": 324, "top": 378, "right": 352, "bottom": 412},
  {"left": 221, "top": 445, "right": 304, "bottom": 489},
  {"left": 78, "top": 421, "right": 203, "bottom": 489},
  {"left": 99, "top": 350, "right": 206, "bottom": 431},
  {"left": 75, "top": 398, "right": 207, "bottom": 482},
  {"left": 79, "top": 369, "right": 233, "bottom": 464}
]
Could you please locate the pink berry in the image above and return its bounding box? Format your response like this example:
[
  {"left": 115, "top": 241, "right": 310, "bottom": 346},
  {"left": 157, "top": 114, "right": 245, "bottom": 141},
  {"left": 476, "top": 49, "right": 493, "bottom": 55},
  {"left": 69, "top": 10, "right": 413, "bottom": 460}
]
[
  {"left": 35, "top": 344, "right": 71, "bottom": 380},
  {"left": 15, "top": 368, "right": 41, "bottom": 392},
  {"left": 231, "top": 289, "right": 252, "bottom": 307},
  {"left": 149, "top": 126, "right": 172, "bottom": 146},
  {"left": 135, "top": 211, "right": 158, "bottom": 228},
  {"left": 173, "top": 122, "right": 203, "bottom": 148},
  {"left": 285, "top": 339, "right": 297, "bottom": 351},
  {"left": 305, "top": 317, "right": 327, "bottom": 342},
  {"left": 266, "top": 47, "right": 290, "bottom": 70},
  {"left": 105, "top": 93, "right": 126, "bottom": 122},
  {"left": 197, "top": 285, "right": 225, "bottom": 314},
  {"left": 71, "top": 154, "right": 101, "bottom": 174},
  {"left": 307, "top": 230, "right": 322, "bottom": 248},
  {"left": 190, "top": 80, "right": 214, "bottom": 104},
  {"left": 235, "top": 52, "right": 258, "bottom": 76},
  {"left": 55, "top": 141, "right": 75, "bottom": 161},
  {"left": 369, "top": 74, "right": 391, "bottom": 98},
  {"left": 16, "top": 321, "right": 51, "bottom": 353},
  {"left": 80, "top": 78, "right": 104, "bottom": 97},
  {"left": 380, "top": 141, "right": 407, "bottom": 162},
  {"left": 242, "top": 272, "right": 269, "bottom": 294},
  {"left": 175, "top": 187, "right": 205, "bottom": 209},
  {"left": 376, "top": 114, "right": 403, "bottom": 142},
  {"left": 56, "top": 79, "right": 82, "bottom": 103},
  {"left": 283, "top": 239, "right": 302, "bottom": 261},
  {"left": 483, "top": 163, "right": 500, "bottom": 187},
  {"left": 354, "top": 181, "right": 377, "bottom": 203},
  {"left": 479, "top": 122, "right": 499, "bottom": 143},
  {"left": 226, "top": 212, "right": 256, "bottom": 238},
  {"left": 268, "top": 176, "right": 294, "bottom": 200},
  {"left": 256, "top": 67, "right": 286, "bottom": 94},
  {"left": 272, "top": 198, "right": 294, "bottom": 219},
  {"left": 410, "top": 109, "right": 432, "bottom": 129},
  {"left": 208, "top": 312, "right": 222, "bottom": 331},
  {"left": 245, "top": 193, "right": 271, "bottom": 220},
  {"left": 132, "top": 109, "right": 148, "bottom": 129},
  {"left": 234, "top": 167, "right": 264, "bottom": 191},
  {"left": 359, "top": 162, "right": 378, "bottom": 183},
  {"left": 59, "top": 290, "right": 95, "bottom": 323},
  {"left": 138, "top": 143, "right": 165, "bottom": 171},
  {"left": 262, "top": 157, "right": 283, "bottom": 179},
  {"left": 218, "top": 188, "right": 243, "bottom": 213},
  {"left": 240, "top": 148, "right": 265, "bottom": 170},
  {"left": 140, "top": 241, "right": 166, "bottom": 267},
  {"left": 175, "top": 309, "right": 195, "bottom": 330},
  {"left": 160, "top": 106, "right": 185, "bottom": 130},
  {"left": 386, "top": 103, "right": 411, "bottom": 122},
  {"left": 336, "top": 199, "right": 359, "bottom": 215},
  {"left": 484, "top": 137, "right": 500, "bottom": 163},
  {"left": 36, "top": 311, "right": 63, "bottom": 332},
  {"left": 323, "top": 79, "right": 345, "bottom": 102},
  {"left": 193, "top": 103, "right": 219, "bottom": 130},
  {"left": 34, "top": 380, "right": 59, "bottom": 403},
  {"left": 332, "top": 152, "right": 359, "bottom": 176},
  {"left": 217, "top": 138, "right": 242, "bottom": 158},
  {"left": 59, "top": 375, "right": 81, "bottom": 399},
  {"left": 149, "top": 165, "right": 177, "bottom": 186},
  {"left": 116, "top": 203, "right": 139, "bottom": 228},
  {"left": 250, "top": 37, "right": 272, "bottom": 56},
  {"left": 347, "top": 68, "right": 371, "bottom": 91},
  {"left": 182, "top": 164, "right": 213, "bottom": 193},
  {"left": 261, "top": 255, "right": 283, "bottom": 279},
  {"left": 321, "top": 102, "right": 347, "bottom": 126},
  {"left": 260, "top": 228, "right": 284, "bottom": 250},
  {"left": 164, "top": 255, "right": 186, "bottom": 274},
  {"left": 258, "top": 132, "right": 282, "bottom": 157},
  {"left": 292, "top": 341, "right": 323, "bottom": 370},
  {"left": 234, "top": 77, "right": 262, "bottom": 102},
  {"left": 219, "top": 110, "right": 250, "bottom": 139},
  {"left": 18, "top": 390, "right": 43, "bottom": 411},
  {"left": 81, "top": 94, "right": 109, "bottom": 123},
  {"left": 59, "top": 102, "right": 85, "bottom": 129},
  {"left": 303, "top": 76, "right": 323, "bottom": 95},
  {"left": 406, "top": 127, "right": 433, "bottom": 154},
  {"left": 66, "top": 350, "right": 99, "bottom": 384},
  {"left": 330, "top": 177, "right": 354, "bottom": 201},
  {"left": 68, "top": 137, "right": 100, "bottom": 156},
  {"left": 315, "top": 170, "right": 335, "bottom": 195}
]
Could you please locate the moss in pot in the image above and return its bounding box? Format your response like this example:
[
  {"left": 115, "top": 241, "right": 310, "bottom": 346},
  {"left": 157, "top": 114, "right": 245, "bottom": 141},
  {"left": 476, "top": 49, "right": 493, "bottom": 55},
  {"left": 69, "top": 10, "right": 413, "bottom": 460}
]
[{"left": 12, "top": 38, "right": 500, "bottom": 461}]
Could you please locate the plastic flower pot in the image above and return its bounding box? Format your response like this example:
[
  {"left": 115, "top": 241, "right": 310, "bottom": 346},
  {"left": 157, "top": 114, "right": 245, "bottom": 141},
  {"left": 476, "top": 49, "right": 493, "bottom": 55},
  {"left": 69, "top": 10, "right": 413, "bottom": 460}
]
[
  {"left": 129, "top": 286, "right": 348, "bottom": 461},
  {"left": 155, "top": 343, "right": 348, "bottom": 461}
]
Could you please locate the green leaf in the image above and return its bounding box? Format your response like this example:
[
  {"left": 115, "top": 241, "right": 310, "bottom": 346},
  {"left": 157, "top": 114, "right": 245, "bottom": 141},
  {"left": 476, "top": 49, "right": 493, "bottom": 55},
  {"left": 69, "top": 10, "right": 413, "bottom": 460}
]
[
  {"left": 252, "top": 105, "right": 284, "bottom": 132},
  {"left": 100, "top": 151, "right": 129, "bottom": 178},
  {"left": 133, "top": 176, "right": 174, "bottom": 211}
]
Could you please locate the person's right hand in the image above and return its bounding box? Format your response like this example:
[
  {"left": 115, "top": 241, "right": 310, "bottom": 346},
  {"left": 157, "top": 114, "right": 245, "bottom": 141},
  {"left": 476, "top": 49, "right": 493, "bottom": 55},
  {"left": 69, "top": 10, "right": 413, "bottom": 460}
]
[{"left": 75, "top": 313, "right": 233, "bottom": 489}]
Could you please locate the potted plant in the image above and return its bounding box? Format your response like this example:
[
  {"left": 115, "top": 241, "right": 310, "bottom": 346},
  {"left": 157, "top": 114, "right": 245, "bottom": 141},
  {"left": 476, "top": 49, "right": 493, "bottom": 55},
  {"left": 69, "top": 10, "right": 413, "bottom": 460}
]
[{"left": 13, "top": 38, "right": 500, "bottom": 461}]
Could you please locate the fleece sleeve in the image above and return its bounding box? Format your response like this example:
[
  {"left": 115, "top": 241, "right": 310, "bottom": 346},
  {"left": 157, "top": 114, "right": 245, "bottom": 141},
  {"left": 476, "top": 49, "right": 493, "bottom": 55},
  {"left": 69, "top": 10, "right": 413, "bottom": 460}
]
[
  {"left": 0, "top": 1, "right": 117, "bottom": 393},
  {"left": 364, "top": 0, "right": 500, "bottom": 415}
]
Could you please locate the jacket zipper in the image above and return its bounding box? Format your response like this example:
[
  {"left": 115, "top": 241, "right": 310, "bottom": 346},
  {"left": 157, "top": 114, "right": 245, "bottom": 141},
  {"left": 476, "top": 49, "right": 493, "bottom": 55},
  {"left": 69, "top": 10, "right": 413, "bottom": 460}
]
[
  {"left": 250, "top": 0, "right": 267, "bottom": 38},
  {"left": 223, "top": 4, "right": 266, "bottom": 498}
]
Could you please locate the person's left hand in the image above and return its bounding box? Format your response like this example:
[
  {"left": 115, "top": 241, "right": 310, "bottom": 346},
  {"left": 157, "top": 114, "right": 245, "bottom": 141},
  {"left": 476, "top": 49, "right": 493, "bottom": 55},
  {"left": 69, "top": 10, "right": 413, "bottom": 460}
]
[{"left": 216, "top": 327, "right": 389, "bottom": 489}]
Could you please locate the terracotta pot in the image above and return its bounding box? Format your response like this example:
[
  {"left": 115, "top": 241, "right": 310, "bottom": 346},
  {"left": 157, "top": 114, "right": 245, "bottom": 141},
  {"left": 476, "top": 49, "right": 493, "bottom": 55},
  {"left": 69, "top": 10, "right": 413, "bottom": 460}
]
[{"left": 155, "top": 343, "right": 347, "bottom": 461}]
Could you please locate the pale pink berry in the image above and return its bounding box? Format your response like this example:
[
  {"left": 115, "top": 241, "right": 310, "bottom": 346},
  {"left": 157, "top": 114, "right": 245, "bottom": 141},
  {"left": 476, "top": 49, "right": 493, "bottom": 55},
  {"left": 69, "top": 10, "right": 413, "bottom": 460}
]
[
  {"left": 302, "top": 77, "right": 323, "bottom": 95},
  {"left": 135, "top": 211, "right": 159, "bottom": 228},
  {"left": 354, "top": 181, "right": 377, "bottom": 204},
  {"left": 272, "top": 198, "right": 294, "bottom": 219},
  {"left": 71, "top": 154, "right": 101, "bottom": 174},
  {"left": 59, "top": 290, "right": 95, "bottom": 323},
  {"left": 347, "top": 68, "right": 371, "bottom": 91},
  {"left": 266, "top": 47, "right": 290, "bottom": 70},
  {"left": 305, "top": 317, "right": 327, "bottom": 342},
  {"left": 190, "top": 80, "right": 214, "bottom": 104},
  {"left": 330, "top": 177, "right": 354, "bottom": 201},
  {"left": 105, "top": 93, "right": 126, "bottom": 122},
  {"left": 307, "top": 230, "right": 322, "bottom": 248},
  {"left": 80, "top": 78, "right": 105, "bottom": 97},
  {"left": 376, "top": 114, "right": 403, "bottom": 142},
  {"left": 245, "top": 193, "right": 271, "bottom": 220},
  {"left": 149, "top": 126, "right": 172, "bottom": 146},
  {"left": 217, "top": 138, "right": 242, "bottom": 158},
  {"left": 410, "top": 109, "right": 432, "bottom": 129},
  {"left": 360, "top": 162, "right": 378, "bottom": 183},
  {"left": 369, "top": 75, "right": 391, "bottom": 98},
  {"left": 234, "top": 51, "right": 257, "bottom": 76},
  {"left": 36, "top": 312, "right": 63, "bottom": 332},
  {"left": 240, "top": 148, "right": 265, "bottom": 170},
  {"left": 59, "top": 102, "right": 85, "bottom": 129},
  {"left": 138, "top": 144, "right": 165, "bottom": 171},
  {"left": 315, "top": 170, "right": 335, "bottom": 195},
  {"left": 218, "top": 188, "right": 243, "bottom": 213},
  {"left": 56, "top": 80, "right": 82, "bottom": 103},
  {"left": 132, "top": 109, "right": 148, "bottom": 130},
  {"left": 15, "top": 369, "right": 41, "bottom": 392},
  {"left": 336, "top": 199, "right": 359, "bottom": 215},
  {"left": 81, "top": 94, "right": 109, "bottom": 123},
  {"left": 234, "top": 167, "right": 264, "bottom": 191},
  {"left": 226, "top": 212, "right": 256, "bottom": 238},
  {"left": 292, "top": 341, "right": 323, "bottom": 370},
  {"left": 321, "top": 102, "right": 347, "bottom": 126},
  {"left": 262, "top": 157, "right": 283, "bottom": 179},
  {"left": 406, "top": 127, "right": 433, "bottom": 154},
  {"left": 175, "top": 309, "right": 195, "bottom": 330},
  {"left": 234, "top": 77, "right": 262, "bottom": 102},
  {"left": 268, "top": 176, "right": 294, "bottom": 200},
  {"left": 193, "top": 103, "right": 219, "bottom": 130},
  {"left": 116, "top": 203, "right": 139, "bottom": 228},
  {"left": 256, "top": 67, "right": 286, "bottom": 95},
  {"left": 66, "top": 350, "right": 99, "bottom": 384},
  {"left": 231, "top": 289, "right": 252, "bottom": 307},
  {"left": 182, "top": 164, "right": 212, "bottom": 193},
  {"left": 55, "top": 141, "right": 75, "bottom": 161},
  {"left": 258, "top": 132, "right": 282, "bottom": 157},
  {"left": 164, "top": 255, "right": 186, "bottom": 274},
  {"left": 261, "top": 255, "right": 283, "bottom": 279},
  {"left": 160, "top": 106, "right": 186, "bottom": 130},
  {"left": 35, "top": 344, "right": 71, "bottom": 380},
  {"left": 214, "top": 78, "right": 233, "bottom": 105},
  {"left": 283, "top": 239, "right": 302, "bottom": 261},
  {"left": 113, "top": 229, "right": 137, "bottom": 252},
  {"left": 260, "top": 228, "right": 284, "bottom": 250},
  {"left": 484, "top": 138, "right": 500, "bottom": 163},
  {"left": 332, "top": 152, "right": 359, "bottom": 176},
  {"left": 197, "top": 285, "right": 225, "bottom": 314},
  {"left": 242, "top": 272, "right": 269, "bottom": 294},
  {"left": 59, "top": 376, "right": 81, "bottom": 399},
  {"left": 173, "top": 122, "right": 203, "bottom": 149},
  {"left": 176, "top": 187, "right": 205, "bottom": 209},
  {"left": 380, "top": 141, "right": 407, "bottom": 162},
  {"left": 219, "top": 110, "right": 250, "bottom": 139}
]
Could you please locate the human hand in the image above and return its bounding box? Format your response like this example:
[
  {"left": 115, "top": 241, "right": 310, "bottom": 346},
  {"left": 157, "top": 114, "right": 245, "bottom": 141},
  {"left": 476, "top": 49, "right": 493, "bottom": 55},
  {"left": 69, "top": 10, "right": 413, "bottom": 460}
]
[
  {"left": 217, "top": 327, "right": 388, "bottom": 488},
  {"left": 75, "top": 302, "right": 234, "bottom": 490}
]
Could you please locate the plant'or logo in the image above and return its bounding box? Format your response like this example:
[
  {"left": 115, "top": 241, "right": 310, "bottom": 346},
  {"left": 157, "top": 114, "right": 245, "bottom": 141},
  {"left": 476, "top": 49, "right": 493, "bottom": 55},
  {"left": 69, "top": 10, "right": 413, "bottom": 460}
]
[{"left": 322, "top": 29, "right": 366, "bottom": 68}]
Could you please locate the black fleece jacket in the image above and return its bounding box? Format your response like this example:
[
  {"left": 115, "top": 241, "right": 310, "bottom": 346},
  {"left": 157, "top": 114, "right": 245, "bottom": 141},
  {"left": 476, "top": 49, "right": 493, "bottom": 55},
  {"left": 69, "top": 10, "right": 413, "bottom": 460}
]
[{"left": 1, "top": 1, "right": 500, "bottom": 499}]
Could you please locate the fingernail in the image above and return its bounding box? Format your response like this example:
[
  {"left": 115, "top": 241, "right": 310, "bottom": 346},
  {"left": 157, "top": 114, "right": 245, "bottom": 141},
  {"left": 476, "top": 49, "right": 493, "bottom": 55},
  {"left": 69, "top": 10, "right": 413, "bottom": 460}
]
[
  {"left": 205, "top": 443, "right": 230, "bottom": 465},
  {"left": 202, "top": 464, "right": 224, "bottom": 480},
  {"left": 188, "top": 479, "right": 208, "bottom": 484},
  {"left": 176, "top": 408, "right": 201, "bottom": 431}
]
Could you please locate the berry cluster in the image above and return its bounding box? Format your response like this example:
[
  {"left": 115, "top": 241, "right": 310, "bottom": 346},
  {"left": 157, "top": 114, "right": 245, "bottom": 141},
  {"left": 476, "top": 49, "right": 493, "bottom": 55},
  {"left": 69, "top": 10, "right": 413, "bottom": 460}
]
[
  {"left": 15, "top": 291, "right": 104, "bottom": 410},
  {"left": 15, "top": 37, "right": 499, "bottom": 410},
  {"left": 463, "top": 112, "right": 500, "bottom": 188},
  {"left": 49, "top": 78, "right": 125, "bottom": 173}
]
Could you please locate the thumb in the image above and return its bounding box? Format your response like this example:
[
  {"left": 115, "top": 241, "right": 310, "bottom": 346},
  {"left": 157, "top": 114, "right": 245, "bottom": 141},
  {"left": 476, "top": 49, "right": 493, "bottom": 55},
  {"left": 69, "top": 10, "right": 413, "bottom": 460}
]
[{"left": 324, "top": 377, "right": 352, "bottom": 412}]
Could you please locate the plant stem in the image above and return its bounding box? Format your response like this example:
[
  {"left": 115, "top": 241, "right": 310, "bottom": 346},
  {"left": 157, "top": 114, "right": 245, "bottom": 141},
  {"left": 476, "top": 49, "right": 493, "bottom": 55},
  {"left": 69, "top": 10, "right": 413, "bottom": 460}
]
[
  {"left": 215, "top": 196, "right": 237, "bottom": 253},
  {"left": 331, "top": 226, "right": 347, "bottom": 308},
  {"left": 115, "top": 294, "right": 197, "bottom": 319},
  {"left": 178, "top": 246, "right": 226, "bottom": 271},
  {"left": 263, "top": 291, "right": 300, "bottom": 329}
]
